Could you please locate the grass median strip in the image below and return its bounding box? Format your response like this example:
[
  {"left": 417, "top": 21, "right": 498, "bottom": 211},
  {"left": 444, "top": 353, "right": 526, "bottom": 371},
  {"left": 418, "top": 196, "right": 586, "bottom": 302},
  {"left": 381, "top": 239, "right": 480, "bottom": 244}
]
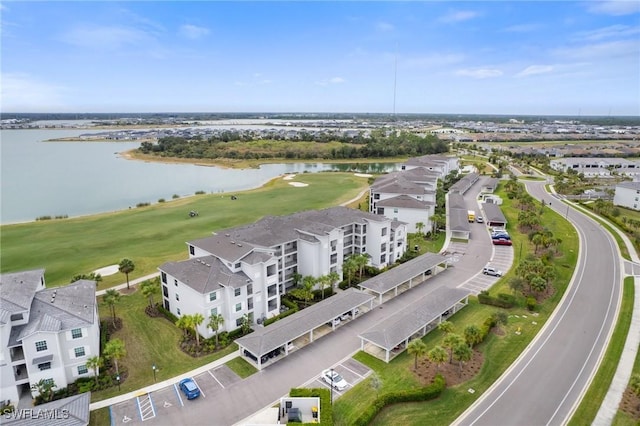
[{"left": 225, "top": 357, "right": 258, "bottom": 379}]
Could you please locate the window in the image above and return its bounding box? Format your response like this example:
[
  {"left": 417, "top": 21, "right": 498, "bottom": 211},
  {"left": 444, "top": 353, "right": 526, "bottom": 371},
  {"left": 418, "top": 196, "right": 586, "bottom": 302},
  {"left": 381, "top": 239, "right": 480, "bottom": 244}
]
[
  {"left": 38, "top": 362, "right": 51, "bottom": 371},
  {"left": 10, "top": 313, "right": 23, "bottom": 321},
  {"left": 393, "top": 208, "right": 398, "bottom": 214},
  {"left": 77, "top": 365, "right": 88, "bottom": 375},
  {"left": 175, "top": 293, "right": 180, "bottom": 301},
  {"left": 210, "top": 308, "right": 218, "bottom": 316},
  {"left": 380, "top": 254, "right": 386, "bottom": 263},
  {"left": 236, "top": 318, "right": 243, "bottom": 327},
  {"left": 381, "top": 243, "right": 386, "bottom": 252},
  {"left": 71, "top": 328, "right": 83, "bottom": 339},
  {"left": 189, "top": 245, "right": 195, "bottom": 255},
  {"left": 381, "top": 227, "right": 387, "bottom": 236},
  {"left": 162, "top": 285, "right": 168, "bottom": 298},
  {"left": 235, "top": 303, "right": 242, "bottom": 312},
  {"left": 209, "top": 292, "right": 217, "bottom": 302},
  {"left": 266, "top": 264, "right": 276, "bottom": 276},
  {"left": 234, "top": 288, "right": 241, "bottom": 297},
  {"left": 161, "top": 272, "right": 167, "bottom": 284},
  {"left": 74, "top": 347, "right": 86, "bottom": 358},
  {"left": 35, "top": 341, "right": 47, "bottom": 352},
  {"left": 43, "top": 378, "right": 54, "bottom": 386},
  {"left": 373, "top": 193, "right": 380, "bottom": 200},
  {"left": 174, "top": 279, "right": 178, "bottom": 287},
  {"left": 177, "top": 308, "right": 181, "bottom": 315},
  {"left": 235, "top": 262, "right": 241, "bottom": 269}
]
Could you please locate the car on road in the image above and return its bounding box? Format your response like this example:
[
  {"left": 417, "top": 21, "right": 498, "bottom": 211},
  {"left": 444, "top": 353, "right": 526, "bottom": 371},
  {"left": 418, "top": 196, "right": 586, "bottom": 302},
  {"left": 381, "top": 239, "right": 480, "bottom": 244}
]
[
  {"left": 476, "top": 215, "right": 484, "bottom": 223},
  {"left": 491, "top": 232, "right": 511, "bottom": 240},
  {"left": 321, "top": 369, "right": 348, "bottom": 390},
  {"left": 492, "top": 238, "right": 513, "bottom": 246},
  {"left": 483, "top": 266, "right": 503, "bottom": 277},
  {"left": 179, "top": 378, "right": 201, "bottom": 400}
]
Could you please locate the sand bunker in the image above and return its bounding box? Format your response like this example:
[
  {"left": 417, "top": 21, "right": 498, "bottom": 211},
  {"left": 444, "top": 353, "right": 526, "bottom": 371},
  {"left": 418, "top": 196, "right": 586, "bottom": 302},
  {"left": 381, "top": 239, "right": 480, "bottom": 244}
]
[
  {"left": 93, "top": 265, "right": 119, "bottom": 276},
  {"left": 283, "top": 174, "right": 296, "bottom": 180},
  {"left": 354, "top": 173, "right": 373, "bottom": 178},
  {"left": 288, "top": 182, "right": 309, "bottom": 187}
]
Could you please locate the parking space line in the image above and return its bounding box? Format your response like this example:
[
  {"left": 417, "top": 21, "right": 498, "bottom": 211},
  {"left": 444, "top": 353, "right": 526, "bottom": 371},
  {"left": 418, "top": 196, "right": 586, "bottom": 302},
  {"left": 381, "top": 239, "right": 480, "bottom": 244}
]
[
  {"left": 109, "top": 406, "right": 114, "bottom": 426},
  {"left": 147, "top": 394, "right": 156, "bottom": 421},
  {"left": 340, "top": 364, "right": 364, "bottom": 379},
  {"left": 208, "top": 370, "right": 225, "bottom": 389},
  {"left": 173, "top": 383, "right": 184, "bottom": 407},
  {"left": 136, "top": 393, "right": 156, "bottom": 422},
  {"left": 192, "top": 377, "right": 206, "bottom": 398}
]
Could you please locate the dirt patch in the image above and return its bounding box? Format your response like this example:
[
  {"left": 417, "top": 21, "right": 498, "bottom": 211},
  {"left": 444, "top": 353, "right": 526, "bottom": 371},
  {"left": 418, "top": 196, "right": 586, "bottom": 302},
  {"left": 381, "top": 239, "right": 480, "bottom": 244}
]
[
  {"left": 618, "top": 386, "right": 640, "bottom": 421},
  {"left": 119, "top": 287, "right": 137, "bottom": 295},
  {"left": 413, "top": 349, "right": 484, "bottom": 387},
  {"left": 105, "top": 317, "right": 123, "bottom": 334}
]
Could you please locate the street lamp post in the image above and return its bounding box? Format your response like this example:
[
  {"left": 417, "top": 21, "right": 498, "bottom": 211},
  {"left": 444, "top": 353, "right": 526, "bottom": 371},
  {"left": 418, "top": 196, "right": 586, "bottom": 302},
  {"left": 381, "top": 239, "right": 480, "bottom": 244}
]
[
  {"left": 152, "top": 364, "right": 157, "bottom": 383},
  {"left": 116, "top": 374, "right": 121, "bottom": 391},
  {"left": 330, "top": 368, "right": 334, "bottom": 404}
]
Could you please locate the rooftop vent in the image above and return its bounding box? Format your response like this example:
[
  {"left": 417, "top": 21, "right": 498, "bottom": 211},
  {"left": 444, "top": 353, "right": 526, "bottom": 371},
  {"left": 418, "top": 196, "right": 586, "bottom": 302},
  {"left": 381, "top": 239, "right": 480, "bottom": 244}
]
[
  {"left": 230, "top": 241, "right": 235, "bottom": 244},
  {"left": 205, "top": 263, "right": 210, "bottom": 267}
]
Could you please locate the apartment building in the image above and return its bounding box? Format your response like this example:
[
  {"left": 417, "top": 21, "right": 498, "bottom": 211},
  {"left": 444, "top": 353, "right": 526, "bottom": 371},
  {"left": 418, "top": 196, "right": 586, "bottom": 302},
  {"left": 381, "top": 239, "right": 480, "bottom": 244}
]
[
  {"left": 0, "top": 270, "right": 99, "bottom": 404},
  {"left": 613, "top": 181, "right": 640, "bottom": 211},
  {"left": 549, "top": 157, "right": 640, "bottom": 177},
  {"left": 158, "top": 206, "right": 407, "bottom": 339},
  {"left": 400, "top": 154, "right": 460, "bottom": 176}
]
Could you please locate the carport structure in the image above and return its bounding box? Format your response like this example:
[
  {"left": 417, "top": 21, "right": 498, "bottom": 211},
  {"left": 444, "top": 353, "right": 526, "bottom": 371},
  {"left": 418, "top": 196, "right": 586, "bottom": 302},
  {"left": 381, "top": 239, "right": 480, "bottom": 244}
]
[
  {"left": 482, "top": 202, "right": 507, "bottom": 227},
  {"left": 358, "top": 287, "right": 471, "bottom": 362},
  {"left": 358, "top": 252, "right": 448, "bottom": 304},
  {"left": 236, "top": 288, "right": 375, "bottom": 370},
  {"left": 447, "top": 192, "right": 471, "bottom": 240}
]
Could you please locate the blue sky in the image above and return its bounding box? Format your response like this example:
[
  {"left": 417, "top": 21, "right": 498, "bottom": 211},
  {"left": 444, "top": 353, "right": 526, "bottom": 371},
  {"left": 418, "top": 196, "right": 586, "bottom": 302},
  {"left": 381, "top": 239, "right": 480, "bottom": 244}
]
[{"left": 2, "top": 1, "right": 639, "bottom": 115}]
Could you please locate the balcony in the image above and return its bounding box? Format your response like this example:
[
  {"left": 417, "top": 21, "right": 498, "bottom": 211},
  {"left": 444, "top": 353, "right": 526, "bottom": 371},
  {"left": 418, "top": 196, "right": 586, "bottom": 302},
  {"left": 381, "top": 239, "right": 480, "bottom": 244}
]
[
  {"left": 13, "top": 364, "right": 28, "bottom": 381},
  {"left": 10, "top": 347, "right": 25, "bottom": 363}
]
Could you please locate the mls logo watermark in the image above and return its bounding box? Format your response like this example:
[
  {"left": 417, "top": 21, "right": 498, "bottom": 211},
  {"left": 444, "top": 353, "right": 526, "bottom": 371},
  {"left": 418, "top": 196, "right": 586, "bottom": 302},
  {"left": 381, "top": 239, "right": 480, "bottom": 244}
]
[{"left": 4, "top": 408, "right": 70, "bottom": 420}]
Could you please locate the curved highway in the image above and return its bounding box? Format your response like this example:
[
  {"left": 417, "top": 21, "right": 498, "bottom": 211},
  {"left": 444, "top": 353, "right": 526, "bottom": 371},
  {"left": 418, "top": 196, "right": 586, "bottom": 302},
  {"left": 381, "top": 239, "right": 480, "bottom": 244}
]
[{"left": 454, "top": 181, "right": 622, "bottom": 425}]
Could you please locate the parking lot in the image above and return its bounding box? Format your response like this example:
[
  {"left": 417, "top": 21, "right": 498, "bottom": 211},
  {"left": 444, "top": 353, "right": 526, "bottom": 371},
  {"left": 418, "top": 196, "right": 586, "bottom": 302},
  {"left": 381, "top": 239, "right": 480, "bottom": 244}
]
[
  {"left": 303, "top": 357, "right": 371, "bottom": 401},
  {"left": 109, "top": 365, "right": 240, "bottom": 424}
]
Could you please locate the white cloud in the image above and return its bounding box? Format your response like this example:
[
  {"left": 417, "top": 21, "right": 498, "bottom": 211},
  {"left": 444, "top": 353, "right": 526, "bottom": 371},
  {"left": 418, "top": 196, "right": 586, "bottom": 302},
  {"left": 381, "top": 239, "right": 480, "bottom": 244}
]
[
  {"left": 179, "top": 24, "right": 210, "bottom": 40},
  {"left": 61, "top": 25, "right": 155, "bottom": 50},
  {"left": 573, "top": 24, "right": 640, "bottom": 41},
  {"left": 587, "top": 1, "right": 640, "bottom": 16},
  {"left": 554, "top": 40, "right": 639, "bottom": 59},
  {"left": 455, "top": 68, "right": 503, "bottom": 79},
  {"left": 1, "top": 73, "right": 67, "bottom": 111},
  {"left": 439, "top": 10, "right": 480, "bottom": 24},
  {"left": 376, "top": 22, "right": 395, "bottom": 32},
  {"left": 516, "top": 65, "right": 554, "bottom": 77},
  {"left": 502, "top": 23, "right": 540, "bottom": 33},
  {"left": 315, "top": 77, "right": 346, "bottom": 86}
]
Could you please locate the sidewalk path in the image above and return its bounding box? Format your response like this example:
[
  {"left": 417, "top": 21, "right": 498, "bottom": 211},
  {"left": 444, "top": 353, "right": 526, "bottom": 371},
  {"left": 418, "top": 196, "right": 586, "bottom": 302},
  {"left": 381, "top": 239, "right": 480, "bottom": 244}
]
[{"left": 96, "top": 272, "right": 160, "bottom": 296}]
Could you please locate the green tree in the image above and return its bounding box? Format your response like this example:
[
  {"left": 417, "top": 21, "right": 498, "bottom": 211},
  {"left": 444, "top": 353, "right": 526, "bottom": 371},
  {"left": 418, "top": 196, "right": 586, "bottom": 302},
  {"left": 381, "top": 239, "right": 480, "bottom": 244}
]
[
  {"left": 427, "top": 346, "right": 448, "bottom": 374},
  {"left": 208, "top": 313, "right": 225, "bottom": 349},
  {"left": 443, "top": 333, "right": 464, "bottom": 364},
  {"left": 530, "top": 275, "right": 547, "bottom": 294},
  {"left": 71, "top": 272, "right": 103, "bottom": 286},
  {"left": 140, "top": 278, "right": 160, "bottom": 309},
  {"left": 118, "top": 258, "right": 135, "bottom": 290},
  {"left": 240, "top": 313, "right": 251, "bottom": 335},
  {"left": 86, "top": 356, "right": 103, "bottom": 387},
  {"left": 175, "top": 315, "right": 191, "bottom": 338},
  {"left": 415, "top": 222, "right": 425, "bottom": 236},
  {"left": 289, "top": 276, "right": 315, "bottom": 307},
  {"left": 104, "top": 338, "right": 126, "bottom": 376},
  {"left": 103, "top": 289, "right": 121, "bottom": 327},
  {"left": 508, "top": 276, "right": 526, "bottom": 296},
  {"left": 464, "top": 324, "right": 483, "bottom": 348},
  {"left": 437, "top": 320, "right": 454, "bottom": 335},
  {"left": 342, "top": 257, "right": 358, "bottom": 286},
  {"left": 353, "top": 254, "right": 370, "bottom": 279},
  {"left": 192, "top": 313, "right": 205, "bottom": 347},
  {"left": 407, "top": 339, "right": 428, "bottom": 371},
  {"left": 431, "top": 214, "right": 446, "bottom": 235},
  {"left": 327, "top": 271, "right": 340, "bottom": 292},
  {"left": 31, "top": 378, "right": 56, "bottom": 402},
  {"left": 317, "top": 275, "right": 331, "bottom": 300},
  {"left": 453, "top": 342, "right": 473, "bottom": 376}
]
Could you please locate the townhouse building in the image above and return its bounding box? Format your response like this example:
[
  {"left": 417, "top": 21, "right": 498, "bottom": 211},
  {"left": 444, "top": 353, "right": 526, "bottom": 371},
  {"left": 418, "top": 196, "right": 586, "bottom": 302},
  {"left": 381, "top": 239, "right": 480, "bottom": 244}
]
[
  {"left": 613, "top": 181, "right": 640, "bottom": 211},
  {"left": 158, "top": 206, "right": 407, "bottom": 339},
  {"left": 0, "top": 270, "right": 99, "bottom": 404},
  {"left": 549, "top": 157, "right": 640, "bottom": 177},
  {"left": 400, "top": 154, "right": 459, "bottom": 176}
]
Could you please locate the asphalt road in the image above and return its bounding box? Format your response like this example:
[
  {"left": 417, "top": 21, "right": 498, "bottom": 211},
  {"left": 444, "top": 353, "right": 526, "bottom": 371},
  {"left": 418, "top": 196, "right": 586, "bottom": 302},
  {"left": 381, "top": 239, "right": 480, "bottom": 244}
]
[{"left": 454, "top": 181, "right": 622, "bottom": 426}]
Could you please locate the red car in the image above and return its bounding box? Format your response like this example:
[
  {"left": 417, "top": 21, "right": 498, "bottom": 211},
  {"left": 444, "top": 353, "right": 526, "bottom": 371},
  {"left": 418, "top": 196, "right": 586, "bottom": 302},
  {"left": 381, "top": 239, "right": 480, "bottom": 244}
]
[{"left": 492, "top": 238, "right": 512, "bottom": 246}]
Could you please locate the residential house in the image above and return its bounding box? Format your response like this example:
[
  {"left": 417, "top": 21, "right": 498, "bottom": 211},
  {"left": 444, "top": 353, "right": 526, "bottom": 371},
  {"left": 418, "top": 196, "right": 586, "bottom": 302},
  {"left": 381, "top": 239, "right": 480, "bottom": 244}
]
[
  {"left": 613, "top": 181, "right": 640, "bottom": 211},
  {"left": 0, "top": 270, "right": 99, "bottom": 405},
  {"left": 549, "top": 157, "right": 640, "bottom": 177},
  {"left": 158, "top": 207, "right": 407, "bottom": 339}
]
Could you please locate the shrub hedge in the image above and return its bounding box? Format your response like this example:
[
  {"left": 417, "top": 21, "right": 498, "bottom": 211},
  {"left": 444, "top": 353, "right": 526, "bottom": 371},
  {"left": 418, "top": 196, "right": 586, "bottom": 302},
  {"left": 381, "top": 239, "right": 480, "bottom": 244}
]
[{"left": 478, "top": 291, "right": 515, "bottom": 308}]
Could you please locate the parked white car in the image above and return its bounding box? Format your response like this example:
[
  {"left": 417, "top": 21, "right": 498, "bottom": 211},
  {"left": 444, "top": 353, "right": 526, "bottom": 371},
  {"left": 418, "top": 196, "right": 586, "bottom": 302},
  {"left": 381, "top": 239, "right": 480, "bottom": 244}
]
[
  {"left": 322, "top": 369, "right": 348, "bottom": 390},
  {"left": 326, "top": 317, "right": 341, "bottom": 327},
  {"left": 483, "top": 266, "right": 503, "bottom": 277}
]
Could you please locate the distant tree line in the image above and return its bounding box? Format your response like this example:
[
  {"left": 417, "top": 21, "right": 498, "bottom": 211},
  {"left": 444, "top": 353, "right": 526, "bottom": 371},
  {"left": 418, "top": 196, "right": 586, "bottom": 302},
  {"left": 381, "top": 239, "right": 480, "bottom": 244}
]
[{"left": 137, "top": 130, "right": 449, "bottom": 160}]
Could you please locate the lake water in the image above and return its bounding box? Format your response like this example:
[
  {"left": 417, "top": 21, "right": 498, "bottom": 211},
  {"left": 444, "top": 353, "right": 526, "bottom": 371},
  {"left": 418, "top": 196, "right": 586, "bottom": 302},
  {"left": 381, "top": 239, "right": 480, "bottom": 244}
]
[{"left": 0, "top": 129, "right": 397, "bottom": 224}]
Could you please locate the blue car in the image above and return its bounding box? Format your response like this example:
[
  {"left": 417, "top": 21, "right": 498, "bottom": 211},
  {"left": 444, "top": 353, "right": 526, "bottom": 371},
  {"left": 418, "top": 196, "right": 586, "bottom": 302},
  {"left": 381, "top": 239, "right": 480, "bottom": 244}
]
[{"left": 179, "top": 378, "right": 201, "bottom": 400}]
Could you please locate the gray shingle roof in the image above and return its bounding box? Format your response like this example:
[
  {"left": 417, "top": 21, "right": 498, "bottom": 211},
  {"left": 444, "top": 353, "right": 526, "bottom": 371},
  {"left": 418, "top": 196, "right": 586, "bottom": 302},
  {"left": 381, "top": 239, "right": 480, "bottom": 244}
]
[
  {"left": 376, "top": 195, "right": 433, "bottom": 209},
  {"left": 483, "top": 178, "right": 499, "bottom": 190},
  {"left": 482, "top": 202, "right": 507, "bottom": 224},
  {"left": 449, "top": 209, "right": 470, "bottom": 232},
  {"left": 236, "top": 288, "right": 374, "bottom": 356},
  {"left": 449, "top": 173, "right": 479, "bottom": 194},
  {"left": 618, "top": 181, "right": 640, "bottom": 190},
  {"left": 0, "top": 392, "right": 91, "bottom": 426},
  {"left": 159, "top": 256, "right": 249, "bottom": 293},
  {"left": 0, "top": 269, "right": 45, "bottom": 324},
  {"left": 18, "top": 280, "right": 96, "bottom": 340},
  {"left": 359, "top": 253, "right": 448, "bottom": 294},
  {"left": 241, "top": 251, "right": 274, "bottom": 265},
  {"left": 359, "top": 287, "right": 470, "bottom": 350},
  {"left": 448, "top": 192, "right": 467, "bottom": 210},
  {"left": 371, "top": 175, "right": 432, "bottom": 196}
]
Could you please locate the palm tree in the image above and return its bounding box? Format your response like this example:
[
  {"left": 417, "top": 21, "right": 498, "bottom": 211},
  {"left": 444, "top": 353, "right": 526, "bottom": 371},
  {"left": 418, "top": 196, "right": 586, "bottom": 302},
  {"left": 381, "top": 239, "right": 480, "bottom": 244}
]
[
  {"left": 431, "top": 213, "right": 445, "bottom": 235},
  {"left": 415, "top": 222, "right": 425, "bottom": 236},
  {"left": 208, "top": 313, "right": 225, "bottom": 349},
  {"left": 104, "top": 338, "right": 126, "bottom": 376},
  {"left": 175, "top": 315, "right": 191, "bottom": 338},
  {"left": 342, "top": 257, "right": 358, "bottom": 286},
  {"left": 103, "top": 289, "right": 121, "bottom": 327},
  {"left": 317, "top": 275, "right": 331, "bottom": 299},
  {"left": 453, "top": 342, "right": 473, "bottom": 376},
  {"left": 86, "top": 356, "right": 103, "bottom": 386},
  {"left": 118, "top": 258, "right": 135, "bottom": 290},
  {"left": 437, "top": 320, "right": 454, "bottom": 335},
  {"left": 140, "top": 278, "right": 160, "bottom": 309},
  {"left": 427, "top": 346, "right": 448, "bottom": 373},
  {"left": 443, "top": 333, "right": 464, "bottom": 364},
  {"left": 240, "top": 313, "right": 251, "bottom": 335},
  {"left": 327, "top": 271, "right": 340, "bottom": 291},
  {"left": 464, "top": 325, "right": 483, "bottom": 348},
  {"left": 192, "top": 313, "right": 205, "bottom": 347},
  {"left": 353, "top": 254, "right": 369, "bottom": 280},
  {"left": 290, "top": 276, "right": 315, "bottom": 307},
  {"left": 407, "top": 339, "right": 428, "bottom": 371}
]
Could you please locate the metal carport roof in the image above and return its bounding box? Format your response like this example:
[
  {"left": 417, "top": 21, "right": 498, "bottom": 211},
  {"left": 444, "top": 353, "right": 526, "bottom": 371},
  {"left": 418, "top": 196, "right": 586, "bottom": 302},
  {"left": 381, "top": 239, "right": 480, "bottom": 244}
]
[
  {"left": 483, "top": 202, "right": 507, "bottom": 226},
  {"left": 236, "top": 288, "right": 374, "bottom": 357},
  {"left": 359, "top": 287, "right": 471, "bottom": 350}
]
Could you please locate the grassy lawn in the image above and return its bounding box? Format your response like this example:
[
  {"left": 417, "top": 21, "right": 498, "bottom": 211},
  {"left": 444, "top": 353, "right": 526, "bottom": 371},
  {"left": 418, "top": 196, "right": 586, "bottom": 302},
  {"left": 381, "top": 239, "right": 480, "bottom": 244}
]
[
  {"left": 612, "top": 330, "right": 640, "bottom": 426},
  {"left": 333, "top": 184, "right": 580, "bottom": 425},
  {"left": 569, "top": 277, "right": 635, "bottom": 425},
  {"left": 89, "top": 407, "right": 110, "bottom": 426},
  {"left": 408, "top": 232, "right": 446, "bottom": 254},
  {"left": 225, "top": 357, "right": 259, "bottom": 379},
  {"left": 1, "top": 172, "right": 369, "bottom": 287},
  {"left": 92, "top": 289, "right": 238, "bottom": 402}
]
